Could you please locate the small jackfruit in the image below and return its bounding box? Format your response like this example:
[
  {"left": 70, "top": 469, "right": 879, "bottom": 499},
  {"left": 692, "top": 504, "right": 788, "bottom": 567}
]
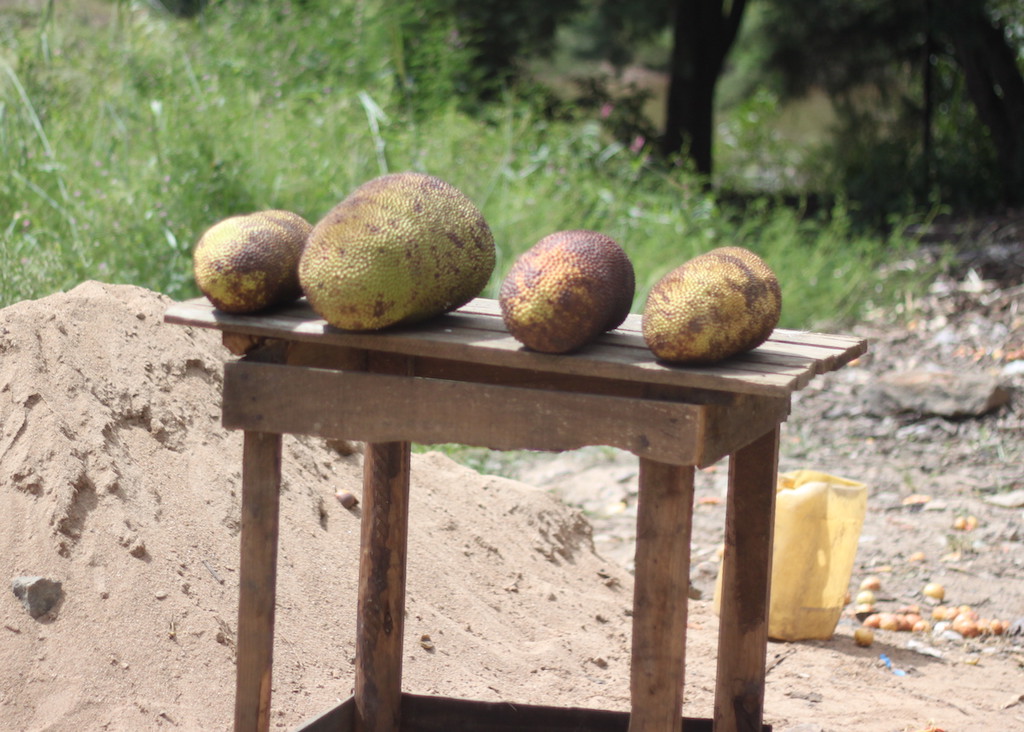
[
  {"left": 299, "top": 172, "right": 495, "bottom": 331},
  {"left": 192, "top": 210, "right": 311, "bottom": 313},
  {"left": 642, "top": 246, "right": 781, "bottom": 363},
  {"left": 499, "top": 230, "right": 635, "bottom": 354}
]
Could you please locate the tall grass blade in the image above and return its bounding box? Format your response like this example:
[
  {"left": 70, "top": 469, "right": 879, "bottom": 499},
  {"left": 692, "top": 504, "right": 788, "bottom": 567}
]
[{"left": 358, "top": 90, "right": 390, "bottom": 176}]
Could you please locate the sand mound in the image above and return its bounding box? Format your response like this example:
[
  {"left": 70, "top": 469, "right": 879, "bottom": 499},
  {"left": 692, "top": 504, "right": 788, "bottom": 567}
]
[{"left": 0, "top": 282, "right": 640, "bottom": 731}]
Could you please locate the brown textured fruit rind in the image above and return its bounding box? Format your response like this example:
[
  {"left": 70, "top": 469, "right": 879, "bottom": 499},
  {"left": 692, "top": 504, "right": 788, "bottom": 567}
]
[
  {"left": 642, "top": 246, "right": 781, "bottom": 364},
  {"left": 299, "top": 172, "right": 495, "bottom": 331},
  {"left": 192, "top": 209, "right": 312, "bottom": 313},
  {"left": 499, "top": 230, "right": 635, "bottom": 353}
]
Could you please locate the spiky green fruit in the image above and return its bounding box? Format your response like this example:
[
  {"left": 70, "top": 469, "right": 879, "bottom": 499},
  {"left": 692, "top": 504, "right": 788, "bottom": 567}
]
[
  {"left": 642, "top": 246, "right": 782, "bottom": 363},
  {"left": 193, "top": 210, "right": 311, "bottom": 313},
  {"left": 499, "top": 230, "right": 634, "bottom": 353},
  {"left": 299, "top": 172, "right": 495, "bottom": 331}
]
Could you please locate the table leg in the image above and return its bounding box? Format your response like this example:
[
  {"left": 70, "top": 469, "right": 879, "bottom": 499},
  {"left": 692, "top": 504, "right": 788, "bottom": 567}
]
[
  {"left": 628, "top": 458, "right": 695, "bottom": 732},
  {"left": 235, "top": 431, "right": 283, "bottom": 732},
  {"left": 714, "top": 427, "right": 780, "bottom": 732},
  {"left": 355, "top": 441, "right": 412, "bottom": 732}
]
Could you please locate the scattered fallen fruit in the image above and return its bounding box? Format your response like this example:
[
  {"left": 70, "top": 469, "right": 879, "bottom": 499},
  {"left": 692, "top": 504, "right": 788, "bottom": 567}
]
[
  {"left": 859, "top": 575, "right": 882, "bottom": 592},
  {"left": 952, "top": 616, "right": 980, "bottom": 638},
  {"left": 853, "top": 627, "right": 875, "bottom": 647},
  {"left": 859, "top": 602, "right": 1011, "bottom": 637},
  {"left": 952, "top": 514, "right": 979, "bottom": 531},
  {"left": 878, "top": 612, "right": 901, "bottom": 631},
  {"left": 932, "top": 605, "right": 960, "bottom": 621},
  {"left": 956, "top": 604, "right": 977, "bottom": 620},
  {"left": 901, "top": 493, "right": 932, "bottom": 506},
  {"left": 900, "top": 613, "right": 922, "bottom": 631},
  {"left": 856, "top": 590, "right": 877, "bottom": 606},
  {"left": 922, "top": 582, "right": 946, "bottom": 602}
]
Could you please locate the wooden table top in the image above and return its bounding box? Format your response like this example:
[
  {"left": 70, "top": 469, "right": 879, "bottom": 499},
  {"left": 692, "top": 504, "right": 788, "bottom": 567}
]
[{"left": 164, "top": 297, "right": 867, "bottom": 399}]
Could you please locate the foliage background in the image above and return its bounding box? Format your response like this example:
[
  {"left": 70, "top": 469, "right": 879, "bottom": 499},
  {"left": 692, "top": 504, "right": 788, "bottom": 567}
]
[{"left": 2, "top": 0, "right": 988, "bottom": 327}]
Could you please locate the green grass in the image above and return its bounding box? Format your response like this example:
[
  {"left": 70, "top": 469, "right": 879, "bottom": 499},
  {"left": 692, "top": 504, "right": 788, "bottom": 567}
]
[
  {"left": 1, "top": 0, "right": 937, "bottom": 331},
  {"left": 411, "top": 443, "right": 535, "bottom": 479}
]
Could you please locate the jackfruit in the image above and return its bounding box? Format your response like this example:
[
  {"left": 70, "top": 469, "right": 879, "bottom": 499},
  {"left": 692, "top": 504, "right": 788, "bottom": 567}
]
[
  {"left": 499, "top": 230, "right": 635, "bottom": 353},
  {"left": 299, "top": 172, "right": 495, "bottom": 331},
  {"left": 192, "top": 210, "right": 311, "bottom": 313},
  {"left": 642, "top": 246, "right": 781, "bottom": 363}
]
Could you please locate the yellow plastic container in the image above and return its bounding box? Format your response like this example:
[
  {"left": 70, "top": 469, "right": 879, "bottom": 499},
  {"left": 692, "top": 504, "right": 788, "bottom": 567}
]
[{"left": 714, "top": 470, "right": 868, "bottom": 641}]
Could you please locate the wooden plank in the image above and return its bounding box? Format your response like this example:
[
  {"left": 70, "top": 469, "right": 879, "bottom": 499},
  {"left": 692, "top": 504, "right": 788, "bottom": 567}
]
[
  {"left": 768, "top": 327, "right": 866, "bottom": 349},
  {"left": 294, "top": 696, "right": 354, "bottom": 732},
  {"left": 355, "top": 441, "right": 412, "bottom": 732},
  {"left": 404, "top": 694, "right": 628, "bottom": 732},
  {"left": 714, "top": 428, "right": 780, "bottom": 732},
  {"left": 407, "top": 306, "right": 803, "bottom": 389},
  {"left": 293, "top": 694, "right": 772, "bottom": 732},
  {"left": 164, "top": 298, "right": 862, "bottom": 397},
  {"left": 453, "top": 298, "right": 504, "bottom": 318},
  {"left": 457, "top": 300, "right": 864, "bottom": 358},
  {"left": 275, "top": 306, "right": 836, "bottom": 384},
  {"left": 747, "top": 342, "right": 851, "bottom": 372},
  {"left": 284, "top": 341, "right": 368, "bottom": 371},
  {"left": 609, "top": 318, "right": 867, "bottom": 375},
  {"left": 410, "top": 357, "right": 736, "bottom": 406},
  {"left": 235, "top": 431, "right": 282, "bottom": 732},
  {"left": 167, "top": 295, "right": 867, "bottom": 364},
  {"left": 629, "top": 460, "right": 695, "bottom": 732},
  {"left": 564, "top": 322, "right": 864, "bottom": 378},
  {"left": 399, "top": 693, "right": 754, "bottom": 732},
  {"left": 697, "top": 394, "right": 790, "bottom": 469},
  {"left": 221, "top": 362, "right": 710, "bottom": 465}
]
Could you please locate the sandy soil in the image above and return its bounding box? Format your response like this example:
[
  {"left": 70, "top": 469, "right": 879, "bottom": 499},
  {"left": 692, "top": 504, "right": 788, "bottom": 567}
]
[{"left": 1, "top": 280, "right": 1022, "bottom": 732}]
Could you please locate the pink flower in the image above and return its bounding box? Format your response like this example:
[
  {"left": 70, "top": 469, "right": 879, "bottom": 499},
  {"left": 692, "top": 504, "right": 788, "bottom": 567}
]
[
  {"left": 630, "top": 135, "right": 646, "bottom": 153},
  {"left": 600, "top": 103, "right": 614, "bottom": 119}
]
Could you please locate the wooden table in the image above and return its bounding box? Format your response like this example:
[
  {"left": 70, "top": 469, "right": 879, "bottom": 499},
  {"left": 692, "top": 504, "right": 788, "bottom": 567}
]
[{"left": 164, "top": 297, "right": 866, "bottom": 732}]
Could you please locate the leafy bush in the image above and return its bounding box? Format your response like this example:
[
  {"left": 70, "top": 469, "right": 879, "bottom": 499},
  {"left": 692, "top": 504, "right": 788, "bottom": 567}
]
[{"left": 1, "top": 0, "right": 935, "bottom": 331}]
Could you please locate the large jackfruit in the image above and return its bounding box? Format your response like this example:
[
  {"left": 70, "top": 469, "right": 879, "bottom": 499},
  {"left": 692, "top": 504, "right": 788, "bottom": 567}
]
[
  {"left": 192, "top": 210, "right": 311, "bottom": 313},
  {"left": 499, "top": 230, "right": 635, "bottom": 353},
  {"left": 642, "top": 246, "right": 781, "bottom": 363},
  {"left": 299, "top": 172, "right": 495, "bottom": 331}
]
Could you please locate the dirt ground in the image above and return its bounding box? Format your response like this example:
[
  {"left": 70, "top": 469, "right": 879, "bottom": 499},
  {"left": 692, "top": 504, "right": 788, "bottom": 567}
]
[{"left": 1, "top": 270, "right": 1022, "bottom": 732}]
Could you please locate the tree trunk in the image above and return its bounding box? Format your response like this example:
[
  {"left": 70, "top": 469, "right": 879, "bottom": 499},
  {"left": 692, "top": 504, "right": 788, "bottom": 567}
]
[
  {"left": 662, "top": 0, "right": 747, "bottom": 176},
  {"left": 161, "top": 0, "right": 206, "bottom": 17},
  {"left": 943, "top": 3, "right": 1024, "bottom": 204},
  {"left": 922, "top": 0, "right": 934, "bottom": 196}
]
